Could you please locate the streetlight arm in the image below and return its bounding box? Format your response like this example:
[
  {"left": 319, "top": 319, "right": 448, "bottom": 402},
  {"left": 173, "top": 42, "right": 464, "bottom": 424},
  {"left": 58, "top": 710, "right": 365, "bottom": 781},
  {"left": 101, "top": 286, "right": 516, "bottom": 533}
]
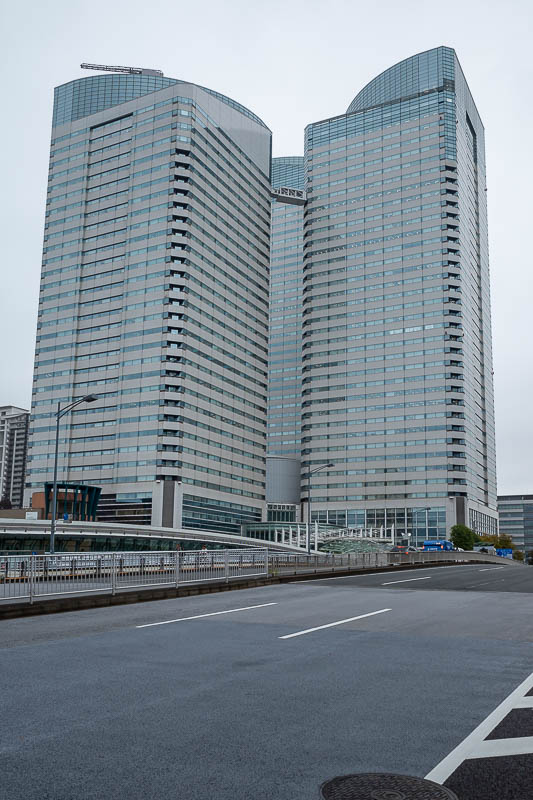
[
  {"left": 57, "top": 404, "right": 75, "bottom": 420},
  {"left": 308, "top": 462, "right": 335, "bottom": 477},
  {"left": 57, "top": 394, "right": 98, "bottom": 419},
  {"left": 309, "top": 466, "right": 324, "bottom": 477}
]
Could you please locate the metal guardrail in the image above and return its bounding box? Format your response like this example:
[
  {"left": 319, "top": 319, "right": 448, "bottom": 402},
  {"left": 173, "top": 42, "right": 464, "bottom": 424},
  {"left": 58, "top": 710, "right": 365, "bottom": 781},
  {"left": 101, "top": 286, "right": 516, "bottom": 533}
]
[
  {"left": 266, "top": 549, "right": 520, "bottom": 574},
  {"left": 0, "top": 549, "right": 520, "bottom": 605},
  {"left": 0, "top": 549, "right": 268, "bottom": 604}
]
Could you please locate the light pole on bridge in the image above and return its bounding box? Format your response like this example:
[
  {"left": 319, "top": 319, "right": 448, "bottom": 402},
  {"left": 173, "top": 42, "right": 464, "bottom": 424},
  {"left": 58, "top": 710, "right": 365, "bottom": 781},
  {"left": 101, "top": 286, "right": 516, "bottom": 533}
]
[
  {"left": 306, "top": 463, "right": 335, "bottom": 554},
  {"left": 49, "top": 394, "right": 98, "bottom": 554}
]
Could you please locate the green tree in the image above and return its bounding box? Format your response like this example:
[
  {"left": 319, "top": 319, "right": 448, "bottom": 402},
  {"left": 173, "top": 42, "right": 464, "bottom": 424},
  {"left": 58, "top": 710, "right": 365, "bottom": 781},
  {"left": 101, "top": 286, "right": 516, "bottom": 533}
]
[
  {"left": 513, "top": 550, "right": 525, "bottom": 562},
  {"left": 477, "top": 533, "right": 515, "bottom": 550},
  {"left": 450, "top": 524, "right": 477, "bottom": 551}
]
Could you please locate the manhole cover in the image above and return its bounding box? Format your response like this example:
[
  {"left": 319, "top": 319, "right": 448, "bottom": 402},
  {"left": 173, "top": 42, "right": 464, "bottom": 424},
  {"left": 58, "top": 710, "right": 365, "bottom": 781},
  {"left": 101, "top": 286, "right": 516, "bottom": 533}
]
[{"left": 320, "top": 773, "right": 459, "bottom": 799}]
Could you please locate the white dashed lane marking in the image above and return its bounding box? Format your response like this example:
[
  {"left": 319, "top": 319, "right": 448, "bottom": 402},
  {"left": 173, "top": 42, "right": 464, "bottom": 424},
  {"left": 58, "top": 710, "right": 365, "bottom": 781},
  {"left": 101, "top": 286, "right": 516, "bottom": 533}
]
[
  {"left": 279, "top": 608, "right": 391, "bottom": 639},
  {"left": 136, "top": 602, "right": 277, "bottom": 628}
]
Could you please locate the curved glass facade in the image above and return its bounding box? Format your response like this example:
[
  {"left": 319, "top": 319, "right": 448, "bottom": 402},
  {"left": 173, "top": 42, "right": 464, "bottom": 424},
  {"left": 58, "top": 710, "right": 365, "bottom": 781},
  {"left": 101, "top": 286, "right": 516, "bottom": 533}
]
[
  {"left": 347, "top": 46, "right": 455, "bottom": 113},
  {"left": 193, "top": 84, "right": 268, "bottom": 129},
  {"left": 53, "top": 73, "right": 268, "bottom": 130},
  {"left": 308, "top": 47, "right": 457, "bottom": 162},
  {"left": 53, "top": 74, "right": 178, "bottom": 127}
]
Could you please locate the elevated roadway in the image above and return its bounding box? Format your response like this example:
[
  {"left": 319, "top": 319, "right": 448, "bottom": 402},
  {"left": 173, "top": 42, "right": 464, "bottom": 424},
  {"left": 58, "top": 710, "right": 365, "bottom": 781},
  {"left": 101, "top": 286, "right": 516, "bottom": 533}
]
[
  {"left": 0, "top": 518, "right": 429, "bottom": 554},
  {"left": 0, "top": 518, "right": 312, "bottom": 553},
  {"left": 1, "top": 560, "right": 531, "bottom": 800}
]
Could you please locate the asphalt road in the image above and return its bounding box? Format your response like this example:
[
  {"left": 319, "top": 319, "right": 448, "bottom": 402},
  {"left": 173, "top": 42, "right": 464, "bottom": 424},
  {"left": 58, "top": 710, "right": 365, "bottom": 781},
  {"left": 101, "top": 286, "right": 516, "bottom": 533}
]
[
  {"left": 1, "top": 563, "right": 532, "bottom": 800},
  {"left": 298, "top": 561, "right": 533, "bottom": 593}
]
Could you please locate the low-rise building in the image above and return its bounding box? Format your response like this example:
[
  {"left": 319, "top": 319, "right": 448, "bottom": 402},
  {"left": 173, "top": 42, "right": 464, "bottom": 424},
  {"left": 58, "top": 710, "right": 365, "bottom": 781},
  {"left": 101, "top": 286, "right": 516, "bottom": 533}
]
[{"left": 497, "top": 495, "right": 533, "bottom": 555}]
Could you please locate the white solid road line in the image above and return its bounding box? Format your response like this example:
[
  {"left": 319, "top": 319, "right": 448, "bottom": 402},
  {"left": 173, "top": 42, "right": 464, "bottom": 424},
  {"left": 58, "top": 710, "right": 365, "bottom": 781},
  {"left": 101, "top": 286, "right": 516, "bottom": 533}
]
[
  {"left": 279, "top": 608, "right": 391, "bottom": 639},
  {"left": 425, "top": 669, "right": 533, "bottom": 784},
  {"left": 136, "top": 602, "right": 277, "bottom": 629},
  {"left": 479, "top": 566, "right": 505, "bottom": 572},
  {"left": 382, "top": 576, "right": 432, "bottom": 586}
]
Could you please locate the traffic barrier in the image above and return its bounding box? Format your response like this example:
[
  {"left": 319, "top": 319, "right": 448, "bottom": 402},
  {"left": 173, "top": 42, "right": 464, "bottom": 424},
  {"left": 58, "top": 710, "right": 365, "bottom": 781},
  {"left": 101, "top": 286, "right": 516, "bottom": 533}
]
[{"left": 0, "top": 548, "right": 518, "bottom": 606}]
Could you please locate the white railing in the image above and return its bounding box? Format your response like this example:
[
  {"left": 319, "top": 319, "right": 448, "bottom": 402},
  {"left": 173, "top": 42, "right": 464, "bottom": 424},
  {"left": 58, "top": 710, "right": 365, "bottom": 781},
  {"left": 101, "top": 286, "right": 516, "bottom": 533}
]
[
  {"left": 0, "top": 549, "right": 268, "bottom": 604},
  {"left": 0, "top": 548, "right": 520, "bottom": 605},
  {"left": 241, "top": 522, "right": 396, "bottom": 550}
]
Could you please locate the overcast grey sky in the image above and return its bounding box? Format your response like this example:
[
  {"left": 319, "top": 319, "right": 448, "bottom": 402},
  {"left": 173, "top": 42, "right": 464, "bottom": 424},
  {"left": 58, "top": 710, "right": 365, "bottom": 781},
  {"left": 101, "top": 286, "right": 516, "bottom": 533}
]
[{"left": 0, "top": 0, "right": 531, "bottom": 493}]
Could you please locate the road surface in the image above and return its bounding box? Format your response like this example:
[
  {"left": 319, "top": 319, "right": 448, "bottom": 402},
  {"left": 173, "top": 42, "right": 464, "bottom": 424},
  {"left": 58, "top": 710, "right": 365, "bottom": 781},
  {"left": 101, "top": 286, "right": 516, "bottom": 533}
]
[{"left": 1, "top": 562, "right": 532, "bottom": 799}]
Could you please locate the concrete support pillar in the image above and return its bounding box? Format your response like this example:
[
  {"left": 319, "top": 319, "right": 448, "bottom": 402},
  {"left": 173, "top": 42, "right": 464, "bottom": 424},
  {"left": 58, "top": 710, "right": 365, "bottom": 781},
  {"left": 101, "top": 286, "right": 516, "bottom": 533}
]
[
  {"left": 174, "top": 482, "right": 183, "bottom": 529},
  {"left": 151, "top": 480, "right": 183, "bottom": 528},
  {"left": 151, "top": 481, "right": 164, "bottom": 527}
]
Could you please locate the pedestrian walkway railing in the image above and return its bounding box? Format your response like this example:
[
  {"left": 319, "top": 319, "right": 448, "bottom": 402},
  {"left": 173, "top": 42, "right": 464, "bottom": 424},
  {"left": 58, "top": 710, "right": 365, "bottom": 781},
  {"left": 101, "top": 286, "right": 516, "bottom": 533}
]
[
  {"left": 269, "top": 550, "right": 520, "bottom": 573},
  {"left": 0, "top": 548, "right": 520, "bottom": 605},
  {"left": 0, "top": 549, "right": 268, "bottom": 604}
]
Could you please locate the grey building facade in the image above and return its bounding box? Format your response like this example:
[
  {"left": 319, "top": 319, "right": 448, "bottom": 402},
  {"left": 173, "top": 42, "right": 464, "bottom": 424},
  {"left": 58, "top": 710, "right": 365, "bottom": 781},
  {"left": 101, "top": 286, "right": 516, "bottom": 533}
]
[
  {"left": 26, "top": 68, "right": 272, "bottom": 533},
  {"left": 301, "top": 47, "right": 497, "bottom": 542},
  {"left": 0, "top": 406, "right": 29, "bottom": 508},
  {"left": 498, "top": 495, "right": 533, "bottom": 555},
  {"left": 266, "top": 455, "right": 300, "bottom": 522}
]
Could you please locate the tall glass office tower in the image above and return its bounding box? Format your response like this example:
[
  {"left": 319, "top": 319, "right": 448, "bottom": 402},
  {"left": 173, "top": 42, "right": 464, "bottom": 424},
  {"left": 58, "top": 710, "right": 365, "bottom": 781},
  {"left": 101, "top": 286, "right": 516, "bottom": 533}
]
[
  {"left": 26, "top": 68, "right": 271, "bottom": 533},
  {"left": 302, "top": 47, "right": 497, "bottom": 541},
  {"left": 266, "top": 158, "right": 305, "bottom": 521},
  {"left": 268, "top": 157, "right": 304, "bottom": 456}
]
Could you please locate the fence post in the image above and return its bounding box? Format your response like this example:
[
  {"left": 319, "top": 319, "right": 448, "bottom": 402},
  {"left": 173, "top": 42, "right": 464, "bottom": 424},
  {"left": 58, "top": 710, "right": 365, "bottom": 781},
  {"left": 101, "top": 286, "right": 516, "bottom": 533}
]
[
  {"left": 265, "top": 549, "right": 269, "bottom": 578},
  {"left": 29, "top": 555, "right": 34, "bottom": 605},
  {"left": 175, "top": 550, "right": 180, "bottom": 588},
  {"left": 224, "top": 550, "right": 229, "bottom": 583},
  {"left": 111, "top": 553, "right": 116, "bottom": 596}
]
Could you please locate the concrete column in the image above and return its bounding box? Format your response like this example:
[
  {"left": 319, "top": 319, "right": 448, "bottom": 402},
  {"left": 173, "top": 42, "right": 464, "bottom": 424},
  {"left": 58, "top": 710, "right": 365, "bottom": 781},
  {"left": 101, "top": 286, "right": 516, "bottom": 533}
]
[
  {"left": 174, "top": 482, "right": 183, "bottom": 528},
  {"left": 151, "top": 481, "right": 164, "bottom": 527}
]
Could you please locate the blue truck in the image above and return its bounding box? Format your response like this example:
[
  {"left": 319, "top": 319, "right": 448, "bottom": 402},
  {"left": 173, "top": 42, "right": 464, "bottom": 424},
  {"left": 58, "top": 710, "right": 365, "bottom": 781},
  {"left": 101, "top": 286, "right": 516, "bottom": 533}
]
[{"left": 422, "top": 539, "right": 454, "bottom": 552}]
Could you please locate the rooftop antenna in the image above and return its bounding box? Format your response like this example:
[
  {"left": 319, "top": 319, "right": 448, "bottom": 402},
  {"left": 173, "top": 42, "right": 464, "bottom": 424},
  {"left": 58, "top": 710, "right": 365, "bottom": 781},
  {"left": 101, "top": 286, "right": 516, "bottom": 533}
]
[{"left": 81, "top": 63, "right": 164, "bottom": 77}]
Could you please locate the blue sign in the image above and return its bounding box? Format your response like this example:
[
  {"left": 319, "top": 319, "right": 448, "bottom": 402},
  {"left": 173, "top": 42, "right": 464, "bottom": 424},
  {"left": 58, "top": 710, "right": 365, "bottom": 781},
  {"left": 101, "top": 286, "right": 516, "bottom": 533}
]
[{"left": 496, "top": 548, "right": 513, "bottom": 559}]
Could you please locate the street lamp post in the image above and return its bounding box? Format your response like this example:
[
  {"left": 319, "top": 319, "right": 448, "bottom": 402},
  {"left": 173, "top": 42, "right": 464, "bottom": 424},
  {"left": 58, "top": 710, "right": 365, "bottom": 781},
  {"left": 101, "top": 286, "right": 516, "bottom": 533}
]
[
  {"left": 49, "top": 394, "right": 98, "bottom": 554},
  {"left": 306, "top": 463, "right": 335, "bottom": 554},
  {"left": 412, "top": 507, "right": 431, "bottom": 549},
  {"left": 423, "top": 506, "right": 431, "bottom": 547}
]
